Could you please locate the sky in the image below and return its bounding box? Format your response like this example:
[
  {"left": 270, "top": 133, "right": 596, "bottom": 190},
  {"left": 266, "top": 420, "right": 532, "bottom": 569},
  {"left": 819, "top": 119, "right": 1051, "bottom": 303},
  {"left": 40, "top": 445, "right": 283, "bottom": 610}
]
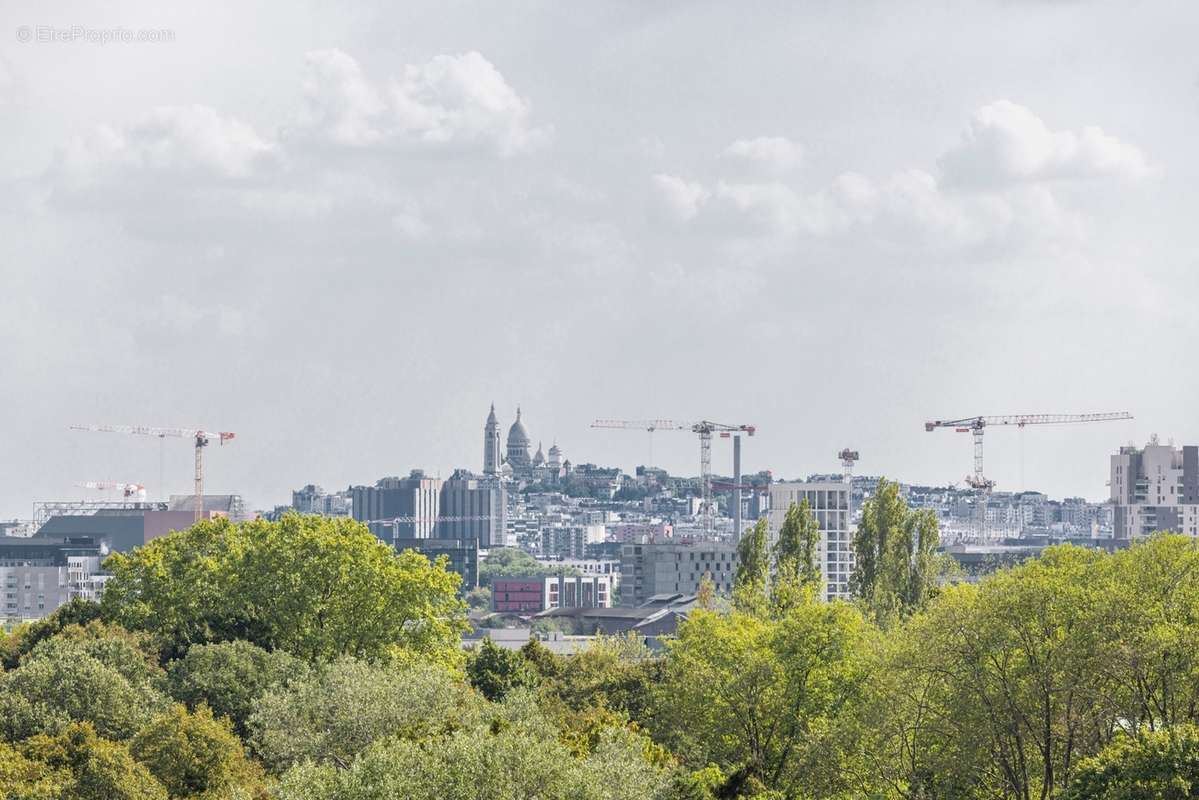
[{"left": 1, "top": 0, "right": 1195, "bottom": 517}]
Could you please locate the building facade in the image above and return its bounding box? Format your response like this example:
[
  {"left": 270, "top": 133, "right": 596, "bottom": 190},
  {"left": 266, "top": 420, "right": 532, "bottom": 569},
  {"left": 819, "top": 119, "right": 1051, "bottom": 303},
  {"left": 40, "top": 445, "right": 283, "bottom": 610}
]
[
  {"left": 619, "top": 541, "right": 738, "bottom": 607},
  {"left": 351, "top": 471, "right": 443, "bottom": 541},
  {"left": 438, "top": 470, "right": 506, "bottom": 548},
  {"left": 0, "top": 536, "right": 108, "bottom": 622},
  {"left": 1111, "top": 439, "right": 1199, "bottom": 539},
  {"left": 768, "top": 480, "right": 854, "bottom": 601},
  {"left": 398, "top": 537, "right": 480, "bottom": 593},
  {"left": 492, "top": 574, "right": 612, "bottom": 614}
]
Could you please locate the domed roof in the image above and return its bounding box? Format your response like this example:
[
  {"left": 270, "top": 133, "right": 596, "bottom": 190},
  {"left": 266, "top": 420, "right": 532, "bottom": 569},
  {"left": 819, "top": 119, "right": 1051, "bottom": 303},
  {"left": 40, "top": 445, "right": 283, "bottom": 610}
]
[
  {"left": 533, "top": 441, "right": 545, "bottom": 465},
  {"left": 548, "top": 441, "right": 561, "bottom": 456},
  {"left": 507, "top": 407, "right": 530, "bottom": 445}
]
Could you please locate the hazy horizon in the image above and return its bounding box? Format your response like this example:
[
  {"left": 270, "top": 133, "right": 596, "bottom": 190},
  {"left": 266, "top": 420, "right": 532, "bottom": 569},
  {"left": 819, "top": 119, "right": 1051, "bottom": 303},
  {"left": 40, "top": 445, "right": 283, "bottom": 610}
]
[{"left": 3, "top": 1, "right": 1194, "bottom": 518}]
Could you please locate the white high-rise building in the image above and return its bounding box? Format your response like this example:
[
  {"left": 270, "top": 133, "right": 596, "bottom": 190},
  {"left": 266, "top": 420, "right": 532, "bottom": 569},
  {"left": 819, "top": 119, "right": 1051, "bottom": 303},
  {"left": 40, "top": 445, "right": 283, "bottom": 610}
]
[
  {"left": 768, "top": 480, "right": 854, "bottom": 601},
  {"left": 1111, "top": 439, "right": 1199, "bottom": 539}
]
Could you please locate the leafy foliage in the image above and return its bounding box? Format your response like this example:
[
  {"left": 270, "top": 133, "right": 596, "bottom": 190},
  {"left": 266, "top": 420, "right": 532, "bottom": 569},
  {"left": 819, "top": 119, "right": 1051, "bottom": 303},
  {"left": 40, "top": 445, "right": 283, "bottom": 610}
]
[
  {"left": 1067, "top": 725, "right": 1199, "bottom": 800},
  {"left": 248, "top": 658, "right": 483, "bottom": 772},
  {"left": 478, "top": 547, "right": 577, "bottom": 588},
  {"left": 0, "top": 623, "right": 168, "bottom": 741},
  {"left": 101, "top": 514, "right": 468, "bottom": 663},
  {"left": 657, "top": 600, "right": 871, "bottom": 796},
  {"left": 466, "top": 637, "right": 540, "bottom": 700},
  {"left": 19, "top": 723, "right": 167, "bottom": 800},
  {"left": 165, "top": 640, "right": 305, "bottom": 736},
  {"left": 850, "top": 477, "right": 940, "bottom": 621},
  {"left": 130, "top": 704, "right": 265, "bottom": 799}
]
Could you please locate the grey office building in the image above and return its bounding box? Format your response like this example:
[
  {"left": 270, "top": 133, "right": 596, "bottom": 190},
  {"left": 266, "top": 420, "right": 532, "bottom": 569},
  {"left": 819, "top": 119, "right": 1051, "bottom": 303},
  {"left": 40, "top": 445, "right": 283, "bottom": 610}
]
[
  {"left": 351, "top": 471, "right": 442, "bottom": 542},
  {"left": 619, "top": 541, "right": 739, "bottom": 607},
  {"left": 436, "top": 470, "right": 506, "bottom": 548},
  {"left": 1111, "top": 440, "right": 1199, "bottom": 539}
]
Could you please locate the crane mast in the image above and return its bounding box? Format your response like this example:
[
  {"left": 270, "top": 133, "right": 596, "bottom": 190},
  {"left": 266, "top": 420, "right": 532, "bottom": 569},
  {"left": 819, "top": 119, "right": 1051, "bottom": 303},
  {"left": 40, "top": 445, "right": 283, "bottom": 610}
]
[
  {"left": 71, "top": 425, "right": 236, "bottom": 523},
  {"left": 924, "top": 411, "right": 1132, "bottom": 540},
  {"left": 592, "top": 418, "right": 755, "bottom": 534}
]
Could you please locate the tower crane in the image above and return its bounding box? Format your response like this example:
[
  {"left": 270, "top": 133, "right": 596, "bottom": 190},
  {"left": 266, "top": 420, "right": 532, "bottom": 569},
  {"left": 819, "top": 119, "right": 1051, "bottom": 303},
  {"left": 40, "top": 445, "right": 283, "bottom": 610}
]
[
  {"left": 76, "top": 481, "right": 147, "bottom": 501},
  {"left": 592, "top": 419, "right": 756, "bottom": 533},
  {"left": 838, "top": 449, "right": 859, "bottom": 483},
  {"left": 924, "top": 412, "right": 1133, "bottom": 491},
  {"left": 71, "top": 425, "right": 236, "bottom": 523}
]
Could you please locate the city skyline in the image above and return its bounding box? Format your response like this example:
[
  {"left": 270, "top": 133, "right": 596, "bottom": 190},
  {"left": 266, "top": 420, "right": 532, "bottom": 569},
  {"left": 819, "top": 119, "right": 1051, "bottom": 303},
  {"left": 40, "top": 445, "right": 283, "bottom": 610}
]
[{"left": 2, "top": 2, "right": 1195, "bottom": 517}]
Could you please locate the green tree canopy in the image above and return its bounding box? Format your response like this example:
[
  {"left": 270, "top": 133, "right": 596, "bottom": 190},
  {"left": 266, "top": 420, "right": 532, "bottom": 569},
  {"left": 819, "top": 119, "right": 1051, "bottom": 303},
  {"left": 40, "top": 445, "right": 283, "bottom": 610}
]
[
  {"left": 851, "top": 478, "right": 940, "bottom": 621},
  {"left": 248, "top": 658, "right": 484, "bottom": 772},
  {"left": 19, "top": 723, "right": 167, "bottom": 800},
  {"left": 100, "top": 514, "right": 467, "bottom": 663},
  {"left": 733, "top": 518, "right": 770, "bottom": 610},
  {"left": 478, "top": 547, "right": 577, "bottom": 588},
  {"left": 1067, "top": 725, "right": 1199, "bottom": 800},
  {"left": 657, "top": 599, "right": 871, "bottom": 796},
  {"left": 272, "top": 711, "right": 672, "bottom": 800},
  {"left": 0, "top": 626, "right": 169, "bottom": 741},
  {"left": 466, "top": 638, "right": 540, "bottom": 701},
  {"left": 165, "top": 640, "right": 306, "bottom": 736},
  {"left": 130, "top": 704, "right": 265, "bottom": 799}
]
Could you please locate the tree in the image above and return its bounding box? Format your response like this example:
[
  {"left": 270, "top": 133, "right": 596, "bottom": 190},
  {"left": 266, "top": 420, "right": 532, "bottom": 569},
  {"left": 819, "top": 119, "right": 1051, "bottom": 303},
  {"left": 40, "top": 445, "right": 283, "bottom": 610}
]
[
  {"left": 657, "top": 600, "right": 871, "bottom": 796},
  {"left": 101, "top": 514, "right": 468, "bottom": 664},
  {"left": 130, "top": 705, "right": 265, "bottom": 799},
  {"left": 0, "top": 740, "right": 67, "bottom": 800},
  {"left": 19, "top": 723, "right": 167, "bottom": 800},
  {"left": 1067, "top": 725, "right": 1199, "bottom": 800},
  {"left": 0, "top": 628, "right": 169, "bottom": 741},
  {"left": 273, "top": 714, "right": 672, "bottom": 800},
  {"left": 733, "top": 518, "right": 770, "bottom": 610},
  {"left": 465, "top": 586, "right": 492, "bottom": 611},
  {"left": 540, "top": 635, "right": 661, "bottom": 728},
  {"left": 248, "top": 658, "right": 483, "bottom": 772},
  {"left": 774, "top": 499, "right": 821, "bottom": 587},
  {"left": 21, "top": 621, "right": 162, "bottom": 686},
  {"left": 851, "top": 478, "right": 940, "bottom": 621},
  {"left": 1, "top": 598, "right": 103, "bottom": 669},
  {"left": 466, "top": 638, "right": 540, "bottom": 701},
  {"left": 1090, "top": 535, "right": 1199, "bottom": 733},
  {"left": 165, "top": 640, "right": 305, "bottom": 736},
  {"left": 772, "top": 499, "right": 822, "bottom": 612}
]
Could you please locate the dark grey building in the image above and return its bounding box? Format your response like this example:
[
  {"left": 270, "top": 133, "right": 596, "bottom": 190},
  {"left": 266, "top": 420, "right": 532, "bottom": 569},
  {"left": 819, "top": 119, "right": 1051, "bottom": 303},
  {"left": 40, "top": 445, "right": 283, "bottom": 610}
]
[
  {"left": 398, "top": 537, "right": 479, "bottom": 592},
  {"left": 437, "top": 470, "right": 506, "bottom": 547},
  {"left": 352, "top": 471, "right": 442, "bottom": 541}
]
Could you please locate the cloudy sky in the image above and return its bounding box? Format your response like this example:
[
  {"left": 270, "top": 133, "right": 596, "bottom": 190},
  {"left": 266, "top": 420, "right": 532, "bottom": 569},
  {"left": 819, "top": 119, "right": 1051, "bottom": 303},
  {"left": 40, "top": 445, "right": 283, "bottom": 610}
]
[{"left": 1, "top": 1, "right": 1195, "bottom": 517}]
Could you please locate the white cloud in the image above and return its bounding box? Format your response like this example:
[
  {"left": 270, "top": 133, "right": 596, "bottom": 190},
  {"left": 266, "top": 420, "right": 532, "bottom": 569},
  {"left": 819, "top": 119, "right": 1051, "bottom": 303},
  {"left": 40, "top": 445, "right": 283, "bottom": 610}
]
[
  {"left": 298, "top": 49, "right": 387, "bottom": 147},
  {"left": 652, "top": 173, "right": 710, "bottom": 221},
  {"left": 939, "top": 100, "right": 1150, "bottom": 187},
  {"left": 298, "top": 49, "right": 551, "bottom": 157},
  {"left": 49, "top": 105, "right": 278, "bottom": 200},
  {"left": 723, "top": 136, "right": 804, "bottom": 173}
]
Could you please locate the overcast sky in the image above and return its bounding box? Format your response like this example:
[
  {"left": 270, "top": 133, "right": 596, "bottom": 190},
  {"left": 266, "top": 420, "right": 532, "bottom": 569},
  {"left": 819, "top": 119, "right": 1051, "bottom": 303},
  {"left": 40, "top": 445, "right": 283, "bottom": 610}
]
[{"left": 1, "top": 1, "right": 1195, "bottom": 517}]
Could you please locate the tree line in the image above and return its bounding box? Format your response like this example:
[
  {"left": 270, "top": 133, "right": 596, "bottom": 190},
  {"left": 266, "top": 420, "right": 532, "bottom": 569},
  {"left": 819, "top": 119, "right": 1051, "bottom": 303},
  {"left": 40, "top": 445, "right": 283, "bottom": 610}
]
[{"left": 1, "top": 489, "right": 1197, "bottom": 798}]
